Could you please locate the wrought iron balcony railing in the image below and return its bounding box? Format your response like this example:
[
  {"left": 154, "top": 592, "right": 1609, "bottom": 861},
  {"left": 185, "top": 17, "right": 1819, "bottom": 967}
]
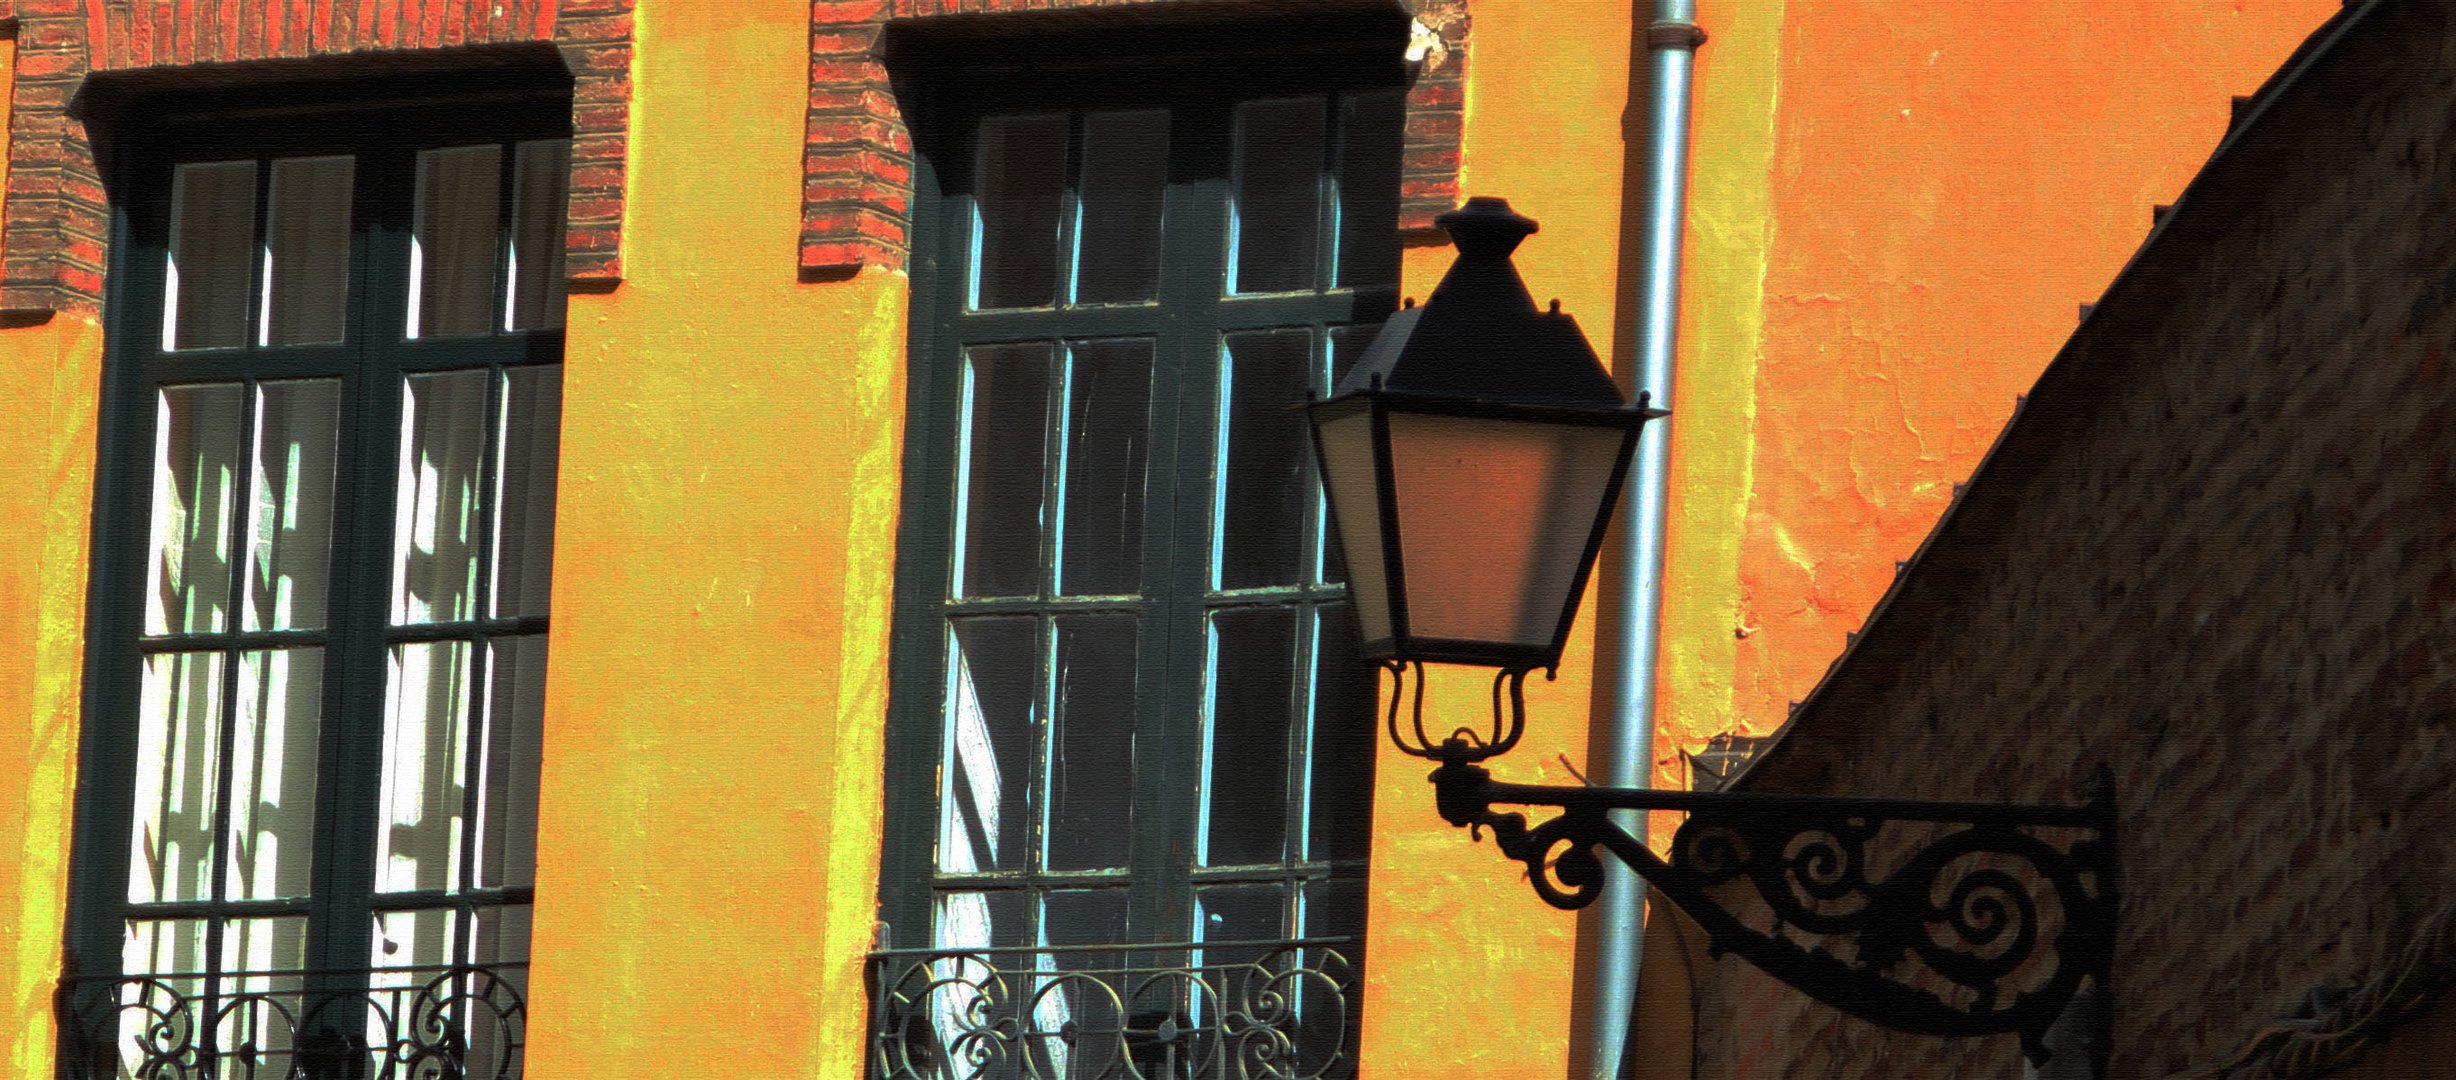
[
  {"left": 868, "top": 938, "right": 1359, "bottom": 1080},
  {"left": 55, "top": 962, "right": 526, "bottom": 1080}
]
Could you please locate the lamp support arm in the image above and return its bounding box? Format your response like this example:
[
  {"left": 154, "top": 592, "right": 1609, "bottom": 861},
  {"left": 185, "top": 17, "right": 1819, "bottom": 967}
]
[{"left": 1421, "top": 736, "right": 2115, "bottom": 1070}]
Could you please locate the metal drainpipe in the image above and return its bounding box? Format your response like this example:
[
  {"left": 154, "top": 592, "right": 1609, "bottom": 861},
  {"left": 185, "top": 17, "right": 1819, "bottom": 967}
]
[{"left": 1569, "top": 5, "right": 1703, "bottom": 1080}]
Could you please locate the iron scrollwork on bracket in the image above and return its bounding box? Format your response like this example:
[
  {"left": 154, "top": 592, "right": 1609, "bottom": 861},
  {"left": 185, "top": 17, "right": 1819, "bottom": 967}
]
[{"left": 1384, "top": 661, "right": 2117, "bottom": 1069}]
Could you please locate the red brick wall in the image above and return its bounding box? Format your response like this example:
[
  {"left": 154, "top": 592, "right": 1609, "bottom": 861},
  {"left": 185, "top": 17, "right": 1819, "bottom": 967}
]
[
  {"left": 0, "top": 0, "right": 633, "bottom": 318},
  {"left": 1687, "top": 5, "right": 2456, "bottom": 1077},
  {"left": 797, "top": 0, "right": 1468, "bottom": 279}
]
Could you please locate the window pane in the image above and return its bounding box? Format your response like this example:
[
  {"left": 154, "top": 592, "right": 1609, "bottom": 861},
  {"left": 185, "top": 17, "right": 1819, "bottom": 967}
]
[
  {"left": 1335, "top": 90, "right": 1405, "bottom": 290},
  {"left": 411, "top": 145, "right": 503, "bottom": 340},
  {"left": 378, "top": 641, "right": 475, "bottom": 894},
  {"left": 1197, "top": 883, "right": 1287, "bottom": 968},
  {"left": 147, "top": 384, "right": 245, "bottom": 636},
  {"left": 1231, "top": 98, "right": 1326, "bottom": 294},
  {"left": 506, "top": 139, "right": 571, "bottom": 331},
  {"left": 261, "top": 156, "right": 354, "bottom": 346},
  {"left": 1205, "top": 608, "right": 1293, "bottom": 867},
  {"left": 475, "top": 636, "right": 546, "bottom": 890},
  {"left": 1047, "top": 614, "right": 1137, "bottom": 871},
  {"left": 392, "top": 370, "right": 491, "bottom": 625},
  {"left": 373, "top": 907, "right": 457, "bottom": 968},
  {"left": 222, "top": 914, "right": 310, "bottom": 975},
  {"left": 1074, "top": 110, "right": 1168, "bottom": 305},
  {"left": 225, "top": 648, "right": 321, "bottom": 902},
  {"left": 243, "top": 379, "right": 340, "bottom": 632},
  {"left": 1306, "top": 605, "right": 1378, "bottom": 863},
  {"left": 1034, "top": 889, "right": 1133, "bottom": 1079},
  {"left": 936, "top": 888, "right": 1031, "bottom": 950},
  {"left": 1044, "top": 888, "right": 1130, "bottom": 949},
  {"left": 491, "top": 365, "right": 563, "bottom": 619},
  {"left": 165, "top": 160, "right": 258, "bottom": 351},
  {"left": 974, "top": 114, "right": 1067, "bottom": 310},
  {"left": 940, "top": 617, "right": 1037, "bottom": 875},
  {"left": 1218, "top": 329, "right": 1316, "bottom": 590},
  {"left": 129, "top": 651, "right": 223, "bottom": 905},
  {"left": 957, "top": 344, "right": 1052, "bottom": 598},
  {"left": 1058, "top": 339, "right": 1151, "bottom": 597}
]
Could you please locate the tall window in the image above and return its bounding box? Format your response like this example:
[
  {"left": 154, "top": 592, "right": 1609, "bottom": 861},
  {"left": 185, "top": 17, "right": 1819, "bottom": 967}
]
[
  {"left": 64, "top": 70, "right": 569, "bottom": 1080},
  {"left": 874, "top": 14, "right": 1407, "bottom": 1077}
]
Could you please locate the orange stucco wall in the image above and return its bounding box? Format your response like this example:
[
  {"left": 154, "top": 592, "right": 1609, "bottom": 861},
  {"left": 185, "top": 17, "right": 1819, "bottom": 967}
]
[
  {"left": 1356, "top": 2, "right": 1635, "bottom": 1075},
  {"left": 1660, "top": 0, "right": 2341, "bottom": 788},
  {"left": 525, "top": 0, "right": 906, "bottom": 1075}
]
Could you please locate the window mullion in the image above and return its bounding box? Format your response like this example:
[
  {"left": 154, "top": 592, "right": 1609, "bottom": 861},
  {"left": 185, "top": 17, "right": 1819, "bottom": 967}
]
[
  {"left": 1128, "top": 100, "right": 1235, "bottom": 947},
  {"left": 306, "top": 144, "right": 415, "bottom": 979}
]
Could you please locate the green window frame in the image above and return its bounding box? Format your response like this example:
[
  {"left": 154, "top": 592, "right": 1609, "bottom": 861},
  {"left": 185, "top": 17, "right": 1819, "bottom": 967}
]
[
  {"left": 63, "top": 66, "right": 571, "bottom": 1080},
  {"left": 873, "top": 13, "right": 1410, "bottom": 1072}
]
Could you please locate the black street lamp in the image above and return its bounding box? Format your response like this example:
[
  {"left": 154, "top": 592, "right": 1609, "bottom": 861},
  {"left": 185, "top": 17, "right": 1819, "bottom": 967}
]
[{"left": 1308, "top": 198, "right": 2116, "bottom": 1075}]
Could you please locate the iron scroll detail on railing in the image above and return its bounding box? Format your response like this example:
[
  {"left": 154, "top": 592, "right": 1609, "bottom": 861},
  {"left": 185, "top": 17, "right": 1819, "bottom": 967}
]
[
  {"left": 56, "top": 962, "right": 527, "bottom": 1080},
  {"left": 1390, "top": 660, "right": 2117, "bottom": 1069},
  {"left": 868, "top": 938, "right": 1358, "bottom": 1080}
]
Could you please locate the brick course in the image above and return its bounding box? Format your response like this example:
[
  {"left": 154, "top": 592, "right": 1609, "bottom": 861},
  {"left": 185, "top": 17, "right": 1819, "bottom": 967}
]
[
  {"left": 0, "top": 0, "right": 634, "bottom": 317},
  {"left": 1686, "top": 4, "right": 2456, "bottom": 1077},
  {"left": 797, "top": 0, "right": 1470, "bottom": 279}
]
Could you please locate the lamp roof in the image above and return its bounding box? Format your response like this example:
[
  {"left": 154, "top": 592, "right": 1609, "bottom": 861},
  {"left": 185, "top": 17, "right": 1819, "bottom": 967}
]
[{"left": 1335, "top": 197, "right": 1626, "bottom": 407}]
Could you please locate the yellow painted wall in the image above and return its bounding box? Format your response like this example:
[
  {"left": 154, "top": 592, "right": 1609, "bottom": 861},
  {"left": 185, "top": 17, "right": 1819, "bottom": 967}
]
[
  {"left": 0, "top": 312, "right": 101, "bottom": 1079},
  {"left": 1356, "top": 2, "right": 1635, "bottom": 1075},
  {"left": 523, "top": 0, "right": 906, "bottom": 1075},
  {"left": 0, "top": 22, "right": 99, "bottom": 1075}
]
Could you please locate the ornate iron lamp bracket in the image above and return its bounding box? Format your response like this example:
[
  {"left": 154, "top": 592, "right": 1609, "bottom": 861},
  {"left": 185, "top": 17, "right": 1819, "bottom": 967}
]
[{"left": 1385, "top": 662, "right": 2117, "bottom": 1068}]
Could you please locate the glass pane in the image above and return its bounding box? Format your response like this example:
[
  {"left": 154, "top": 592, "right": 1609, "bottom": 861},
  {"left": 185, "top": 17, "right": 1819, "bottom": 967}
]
[
  {"left": 243, "top": 380, "right": 340, "bottom": 632},
  {"left": 506, "top": 139, "right": 571, "bottom": 331},
  {"left": 1335, "top": 90, "right": 1405, "bottom": 290},
  {"left": 492, "top": 365, "right": 563, "bottom": 618},
  {"left": 1044, "top": 888, "right": 1130, "bottom": 950},
  {"left": 1307, "top": 605, "right": 1377, "bottom": 863},
  {"left": 936, "top": 888, "right": 1030, "bottom": 950},
  {"left": 1057, "top": 339, "right": 1151, "bottom": 597},
  {"left": 1074, "top": 110, "right": 1168, "bottom": 305},
  {"left": 1313, "top": 410, "right": 1391, "bottom": 645},
  {"left": 1206, "top": 608, "right": 1293, "bottom": 867},
  {"left": 1198, "top": 883, "right": 1288, "bottom": 968},
  {"left": 462, "top": 905, "right": 532, "bottom": 1080},
  {"left": 475, "top": 636, "right": 546, "bottom": 890},
  {"left": 1231, "top": 98, "right": 1326, "bottom": 294},
  {"left": 1386, "top": 413, "right": 1629, "bottom": 649},
  {"left": 473, "top": 903, "right": 534, "bottom": 966},
  {"left": 1302, "top": 878, "right": 1366, "bottom": 942},
  {"left": 147, "top": 384, "right": 244, "bottom": 635},
  {"left": 379, "top": 641, "right": 475, "bottom": 894},
  {"left": 411, "top": 145, "right": 503, "bottom": 340},
  {"left": 122, "top": 917, "right": 209, "bottom": 978},
  {"left": 1033, "top": 889, "right": 1133, "bottom": 1080},
  {"left": 1046, "top": 614, "right": 1137, "bottom": 871},
  {"left": 225, "top": 648, "right": 321, "bottom": 901},
  {"left": 165, "top": 160, "right": 258, "bottom": 351},
  {"left": 973, "top": 114, "right": 1067, "bottom": 310},
  {"left": 392, "top": 370, "right": 491, "bottom": 625},
  {"left": 261, "top": 156, "right": 354, "bottom": 346},
  {"left": 129, "top": 651, "right": 223, "bottom": 905},
  {"left": 373, "top": 907, "right": 457, "bottom": 969},
  {"left": 222, "top": 914, "right": 309, "bottom": 974},
  {"left": 940, "top": 617, "right": 1037, "bottom": 874},
  {"left": 1320, "top": 327, "right": 1370, "bottom": 585},
  {"left": 1218, "top": 330, "right": 1316, "bottom": 590},
  {"left": 957, "top": 343, "right": 1052, "bottom": 598}
]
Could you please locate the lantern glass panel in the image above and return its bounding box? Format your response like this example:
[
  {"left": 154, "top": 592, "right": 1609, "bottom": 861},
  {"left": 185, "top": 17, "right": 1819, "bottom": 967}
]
[
  {"left": 1383, "top": 410, "right": 1625, "bottom": 653},
  {"left": 1311, "top": 408, "right": 1392, "bottom": 645}
]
